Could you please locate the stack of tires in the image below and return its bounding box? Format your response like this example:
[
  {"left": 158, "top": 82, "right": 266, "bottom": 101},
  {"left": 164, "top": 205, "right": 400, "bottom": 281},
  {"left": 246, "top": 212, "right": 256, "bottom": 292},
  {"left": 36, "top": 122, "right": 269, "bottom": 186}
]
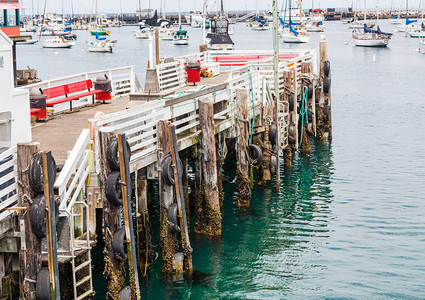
[{"left": 31, "top": 152, "right": 58, "bottom": 300}]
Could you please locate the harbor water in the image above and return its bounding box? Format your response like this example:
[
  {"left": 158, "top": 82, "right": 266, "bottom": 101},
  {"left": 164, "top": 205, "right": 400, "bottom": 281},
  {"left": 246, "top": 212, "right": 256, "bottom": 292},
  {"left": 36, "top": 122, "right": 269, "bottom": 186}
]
[{"left": 18, "top": 21, "right": 425, "bottom": 298}]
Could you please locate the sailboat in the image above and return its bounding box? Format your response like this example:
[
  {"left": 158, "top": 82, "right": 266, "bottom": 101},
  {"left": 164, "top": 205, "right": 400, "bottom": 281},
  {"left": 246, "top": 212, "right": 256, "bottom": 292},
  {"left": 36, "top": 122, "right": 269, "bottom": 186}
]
[
  {"left": 88, "top": 32, "right": 115, "bottom": 52},
  {"left": 281, "top": 0, "right": 309, "bottom": 43},
  {"left": 89, "top": 0, "right": 112, "bottom": 36},
  {"left": 353, "top": 2, "right": 392, "bottom": 47},
  {"left": 397, "top": 0, "right": 418, "bottom": 32},
  {"left": 173, "top": 0, "right": 189, "bottom": 45}
]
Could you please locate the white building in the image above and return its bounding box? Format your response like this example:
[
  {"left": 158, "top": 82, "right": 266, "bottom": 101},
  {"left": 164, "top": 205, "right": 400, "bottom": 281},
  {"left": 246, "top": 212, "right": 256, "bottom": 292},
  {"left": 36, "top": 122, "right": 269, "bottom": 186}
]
[{"left": 0, "top": 30, "right": 31, "bottom": 149}]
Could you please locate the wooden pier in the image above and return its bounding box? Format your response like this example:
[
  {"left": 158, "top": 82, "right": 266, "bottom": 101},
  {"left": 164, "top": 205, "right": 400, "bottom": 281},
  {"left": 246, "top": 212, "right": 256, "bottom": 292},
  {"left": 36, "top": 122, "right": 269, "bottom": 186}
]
[{"left": 0, "top": 43, "right": 332, "bottom": 299}]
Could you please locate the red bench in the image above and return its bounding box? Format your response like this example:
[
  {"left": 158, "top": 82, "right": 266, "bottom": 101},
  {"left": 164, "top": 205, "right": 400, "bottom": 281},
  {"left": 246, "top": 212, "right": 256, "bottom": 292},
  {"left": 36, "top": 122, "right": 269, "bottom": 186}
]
[{"left": 43, "top": 79, "right": 103, "bottom": 112}]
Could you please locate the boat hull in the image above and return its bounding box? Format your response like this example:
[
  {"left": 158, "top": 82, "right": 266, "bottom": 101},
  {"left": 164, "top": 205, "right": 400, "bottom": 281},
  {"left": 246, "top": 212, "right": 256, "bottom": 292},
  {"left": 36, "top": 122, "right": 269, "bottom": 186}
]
[
  {"left": 173, "top": 38, "right": 189, "bottom": 45},
  {"left": 353, "top": 37, "right": 389, "bottom": 47},
  {"left": 408, "top": 31, "right": 425, "bottom": 38},
  {"left": 207, "top": 43, "right": 234, "bottom": 50},
  {"left": 41, "top": 40, "right": 75, "bottom": 48},
  {"left": 282, "top": 34, "right": 309, "bottom": 43}
]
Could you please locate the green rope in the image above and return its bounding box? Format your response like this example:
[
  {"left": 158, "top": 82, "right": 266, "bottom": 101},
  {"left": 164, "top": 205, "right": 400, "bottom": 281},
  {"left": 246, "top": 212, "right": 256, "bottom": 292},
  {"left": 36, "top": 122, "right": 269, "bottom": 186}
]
[{"left": 299, "top": 86, "right": 309, "bottom": 146}]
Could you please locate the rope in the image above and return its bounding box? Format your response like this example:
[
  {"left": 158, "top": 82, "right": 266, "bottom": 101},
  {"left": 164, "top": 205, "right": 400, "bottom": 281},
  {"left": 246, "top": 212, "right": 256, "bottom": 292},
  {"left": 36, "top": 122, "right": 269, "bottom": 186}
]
[{"left": 299, "top": 86, "right": 309, "bottom": 147}]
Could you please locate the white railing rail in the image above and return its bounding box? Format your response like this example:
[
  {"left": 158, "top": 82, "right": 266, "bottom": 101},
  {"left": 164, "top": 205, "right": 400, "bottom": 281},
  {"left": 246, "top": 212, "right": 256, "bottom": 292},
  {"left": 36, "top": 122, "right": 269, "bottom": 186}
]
[
  {"left": 54, "top": 129, "right": 92, "bottom": 213},
  {"left": 25, "top": 66, "right": 139, "bottom": 96},
  {"left": 0, "top": 146, "right": 18, "bottom": 220},
  {"left": 156, "top": 61, "right": 186, "bottom": 93}
]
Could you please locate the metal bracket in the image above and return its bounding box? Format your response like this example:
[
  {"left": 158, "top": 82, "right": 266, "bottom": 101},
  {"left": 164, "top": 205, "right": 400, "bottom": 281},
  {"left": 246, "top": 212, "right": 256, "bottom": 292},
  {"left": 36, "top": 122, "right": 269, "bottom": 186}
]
[{"left": 20, "top": 219, "right": 26, "bottom": 251}]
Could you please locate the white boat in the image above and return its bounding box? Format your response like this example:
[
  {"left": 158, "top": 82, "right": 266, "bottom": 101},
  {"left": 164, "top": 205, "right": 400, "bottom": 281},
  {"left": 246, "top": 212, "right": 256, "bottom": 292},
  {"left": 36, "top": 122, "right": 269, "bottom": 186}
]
[
  {"left": 281, "top": 28, "right": 310, "bottom": 43},
  {"left": 408, "top": 30, "right": 425, "bottom": 38},
  {"left": 135, "top": 27, "right": 151, "bottom": 39},
  {"left": 353, "top": 25, "right": 392, "bottom": 47},
  {"left": 306, "top": 21, "right": 325, "bottom": 32},
  {"left": 16, "top": 39, "right": 38, "bottom": 45},
  {"left": 348, "top": 21, "right": 375, "bottom": 29},
  {"left": 389, "top": 17, "right": 402, "bottom": 24},
  {"left": 88, "top": 40, "right": 114, "bottom": 53},
  {"left": 174, "top": 0, "right": 189, "bottom": 45},
  {"left": 251, "top": 23, "right": 270, "bottom": 31},
  {"left": 207, "top": 18, "right": 234, "bottom": 50},
  {"left": 160, "top": 28, "right": 176, "bottom": 41},
  {"left": 41, "top": 37, "right": 75, "bottom": 48},
  {"left": 173, "top": 31, "right": 189, "bottom": 45},
  {"left": 397, "top": 18, "right": 418, "bottom": 32}
]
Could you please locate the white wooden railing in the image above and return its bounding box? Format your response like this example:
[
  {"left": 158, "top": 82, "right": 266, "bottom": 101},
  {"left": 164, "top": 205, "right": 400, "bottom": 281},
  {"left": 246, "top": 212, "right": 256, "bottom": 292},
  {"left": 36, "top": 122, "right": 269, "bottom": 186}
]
[
  {"left": 0, "top": 146, "right": 18, "bottom": 220},
  {"left": 54, "top": 129, "right": 92, "bottom": 214},
  {"left": 156, "top": 61, "right": 186, "bottom": 93}
]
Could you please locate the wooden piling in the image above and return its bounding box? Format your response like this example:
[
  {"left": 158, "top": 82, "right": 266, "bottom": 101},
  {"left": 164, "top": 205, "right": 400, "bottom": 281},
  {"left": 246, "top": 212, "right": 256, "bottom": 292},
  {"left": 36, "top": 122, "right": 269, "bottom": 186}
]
[
  {"left": 283, "top": 71, "right": 293, "bottom": 170},
  {"left": 320, "top": 40, "right": 332, "bottom": 141},
  {"left": 300, "top": 62, "right": 312, "bottom": 154},
  {"left": 117, "top": 133, "right": 141, "bottom": 300},
  {"left": 167, "top": 125, "right": 193, "bottom": 272},
  {"left": 236, "top": 89, "right": 251, "bottom": 209},
  {"left": 260, "top": 106, "right": 273, "bottom": 185},
  {"left": 157, "top": 121, "right": 179, "bottom": 274},
  {"left": 155, "top": 30, "right": 160, "bottom": 66},
  {"left": 198, "top": 98, "right": 222, "bottom": 236},
  {"left": 17, "top": 142, "right": 40, "bottom": 299},
  {"left": 99, "top": 127, "right": 125, "bottom": 299},
  {"left": 136, "top": 174, "right": 153, "bottom": 276},
  {"left": 193, "top": 145, "right": 204, "bottom": 233}
]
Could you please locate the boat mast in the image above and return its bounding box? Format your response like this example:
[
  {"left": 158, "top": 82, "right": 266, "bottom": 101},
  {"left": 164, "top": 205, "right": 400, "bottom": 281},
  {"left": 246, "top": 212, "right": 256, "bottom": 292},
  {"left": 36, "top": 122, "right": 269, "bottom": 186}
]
[
  {"left": 220, "top": 0, "right": 224, "bottom": 17},
  {"left": 178, "top": 0, "right": 181, "bottom": 29},
  {"left": 202, "top": 0, "right": 207, "bottom": 44},
  {"left": 364, "top": 0, "right": 366, "bottom": 22}
]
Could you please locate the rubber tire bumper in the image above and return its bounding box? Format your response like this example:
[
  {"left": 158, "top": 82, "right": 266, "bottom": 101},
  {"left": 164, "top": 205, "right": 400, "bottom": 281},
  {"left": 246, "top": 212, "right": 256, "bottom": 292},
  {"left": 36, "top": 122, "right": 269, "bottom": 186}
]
[
  {"left": 270, "top": 155, "right": 278, "bottom": 176},
  {"left": 161, "top": 155, "right": 183, "bottom": 186},
  {"left": 36, "top": 268, "right": 51, "bottom": 300},
  {"left": 106, "top": 138, "right": 132, "bottom": 171},
  {"left": 268, "top": 122, "right": 277, "bottom": 145},
  {"left": 112, "top": 227, "right": 127, "bottom": 260},
  {"left": 30, "top": 194, "right": 47, "bottom": 239},
  {"left": 323, "top": 76, "right": 330, "bottom": 93},
  {"left": 105, "top": 171, "right": 123, "bottom": 206},
  {"left": 29, "top": 152, "right": 57, "bottom": 194},
  {"left": 324, "top": 60, "right": 331, "bottom": 77},
  {"left": 246, "top": 144, "right": 263, "bottom": 166}
]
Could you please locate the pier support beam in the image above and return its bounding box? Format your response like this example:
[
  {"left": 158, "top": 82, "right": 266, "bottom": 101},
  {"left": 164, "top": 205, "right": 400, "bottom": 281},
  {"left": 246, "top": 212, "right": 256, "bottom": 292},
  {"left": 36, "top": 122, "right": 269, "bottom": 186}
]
[
  {"left": 99, "top": 127, "right": 125, "bottom": 299},
  {"left": 318, "top": 39, "right": 332, "bottom": 141},
  {"left": 17, "top": 142, "right": 41, "bottom": 299},
  {"left": 283, "top": 70, "right": 293, "bottom": 170},
  {"left": 157, "top": 120, "right": 179, "bottom": 274},
  {"left": 198, "top": 98, "right": 222, "bottom": 235},
  {"left": 236, "top": 89, "right": 251, "bottom": 209},
  {"left": 136, "top": 174, "right": 154, "bottom": 276}
]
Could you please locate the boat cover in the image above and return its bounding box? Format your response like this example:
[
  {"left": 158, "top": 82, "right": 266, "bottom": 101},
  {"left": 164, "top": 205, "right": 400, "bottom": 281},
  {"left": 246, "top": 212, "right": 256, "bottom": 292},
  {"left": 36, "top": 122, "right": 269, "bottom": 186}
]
[
  {"left": 406, "top": 18, "right": 417, "bottom": 25},
  {"left": 209, "top": 33, "right": 234, "bottom": 45},
  {"left": 289, "top": 25, "right": 299, "bottom": 36}
]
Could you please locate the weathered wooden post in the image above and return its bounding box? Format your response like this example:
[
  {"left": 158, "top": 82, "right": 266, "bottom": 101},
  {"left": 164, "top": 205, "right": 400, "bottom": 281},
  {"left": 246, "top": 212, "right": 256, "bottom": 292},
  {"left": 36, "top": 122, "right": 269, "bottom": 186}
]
[
  {"left": 99, "top": 127, "right": 125, "bottom": 299},
  {"left": 320, "top": 39, "right": 332, "bottom": 141},
  {"left": 300, "top": 62, "right": 312, "bottom": 153},
  {"left": 236, "top": 89, "right": 251, "bottom": 209},
  {"left": 283, "top": 70, "right": 293, "bottom": 170},
  {"left": 17, "top": 142, "right": 40, "bottom": 299},
  {"left": 136, "top": 171, "right": 153, "bottom": 276},
  {"left": 117, "top": 133, "right": 141, "bottom": 299},
  {"left": 260, "top": 105, "right": 273, "bottom": 185},
  {"left": 168, "top": 124, "right": 193, "bottom": 272},
  {"left": 157, "top": 120, "right": 178, "bottom": 274},
  {"left": 198, "top": 98, "right": 222, "bottom": 235},
  {"left": 42, "top": 151, "right": 60, "bottom": 300},
  {"left": 193, "top": 144, "right": 204, "bottom": 233}
]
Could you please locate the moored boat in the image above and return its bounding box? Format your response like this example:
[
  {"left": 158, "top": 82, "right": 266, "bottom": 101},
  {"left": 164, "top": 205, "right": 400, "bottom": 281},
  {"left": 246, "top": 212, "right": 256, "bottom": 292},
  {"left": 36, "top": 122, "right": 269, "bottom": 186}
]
[
  {"left": 41, "top": 36, "right": 75, "bottom": 48},
  {"left": 352, "top": 25, "right": 392, "bottom": 47}
]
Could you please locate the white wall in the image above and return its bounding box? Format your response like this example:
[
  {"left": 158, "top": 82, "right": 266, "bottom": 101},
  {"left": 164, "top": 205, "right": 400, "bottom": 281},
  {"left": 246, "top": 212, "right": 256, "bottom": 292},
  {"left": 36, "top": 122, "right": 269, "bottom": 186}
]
[{"left": 0, "top": 31, "right": 31, "bottom": 144}]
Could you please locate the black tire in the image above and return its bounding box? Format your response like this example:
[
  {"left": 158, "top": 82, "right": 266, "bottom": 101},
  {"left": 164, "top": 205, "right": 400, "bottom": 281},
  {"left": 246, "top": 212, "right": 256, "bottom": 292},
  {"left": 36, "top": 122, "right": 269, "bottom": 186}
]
[
  {"left": 308, "top": 110, "right": 313, "bottom": 121},
  {"left": 323, "top": 76, "right": 330, "bottom": 93},
  {"left": 288, "top": 124, "right": 295, "bottom": 145},
  {"left": 106, "top": 138, "right": 132, "bottom": 171},
  {"left": 36, "top": 268, "right": 51, "bottom": 300},
  {"left": 324, "top": 60, "right": 331, "bottom": 77},
  {"left": 30, "top": 194, "right": 47, "bottom": 239},
  {"left": 324, "top": 104, "right": 329, "bottom": 121},
  {"left": 288, "top": 93, "right": 294, "bottom": 112},
  {"left": 268, "top": 122, "right": 277, "bottom": 145},
  {"left": 167, "top": 203, "right": 179, "bottom": 227},
  {"left": 307, "top": 84, "right": 313, "bottom": 99},
  {"left": 161, "top": 155, "right": 183, "bottom": 186},
  {"left": 105, "top": 171, "right": 123, "bottom": 206},
  {"left": 119, "top": 286, "right": 132, "bottom": 300},
  {"left": 112, "top": 227, "right": 127, "bottom": 260},
  {"left": 29, "top": 152, "right": 57, "bottom": 194},
  {"left": 270, "top": 155, "right": 278, "bottom": 176},
  {"left": 246, "top": 144, "right": 263, "bottom": 166}
]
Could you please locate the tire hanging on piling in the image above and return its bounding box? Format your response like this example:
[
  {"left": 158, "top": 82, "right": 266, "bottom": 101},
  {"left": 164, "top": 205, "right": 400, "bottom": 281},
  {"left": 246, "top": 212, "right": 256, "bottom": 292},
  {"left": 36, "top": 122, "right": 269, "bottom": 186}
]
[
  {"left": 270, "top": 155, "right": 278, "bottom": 176},
  {"left": 161, "top": 154, "right": 183, "bottom": 186},
  {"left": 29, "top": 152, "right": 57, "bottom": 194},
  {"left": 106, "top": 138, "right": 131, "bottom": 171},
  {"left": 105, "top": 171, "right": 123, "bottom": 206},
  {"left": 112, "top": 227, "right": 128, "bottom": 260},
  {"left": 323, "top": 76, "right": 330, "bottom": 93},
  {"left": 35, "top": 268, "right": 51, "bottom": 300},
  {"left": 268, "top": 122, "right": 277, "bottom": 145},
  {"left": 246, "top": 144, "right": 263, "bottom": 166}
]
